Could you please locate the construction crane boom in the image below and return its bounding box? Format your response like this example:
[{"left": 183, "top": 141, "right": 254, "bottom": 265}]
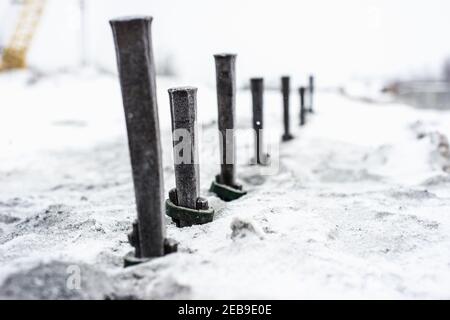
[{"left": 0, "top": 0, "right": 46, "bottom": 71}]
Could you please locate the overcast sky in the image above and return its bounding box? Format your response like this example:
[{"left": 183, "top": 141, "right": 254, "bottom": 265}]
[{"left": 1, "top": 0, "right": 450, "bottom": 86}]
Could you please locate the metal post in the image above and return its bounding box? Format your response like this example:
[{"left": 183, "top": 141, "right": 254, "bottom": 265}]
[
  {"left": 168, "top": 87, "right": 200, "bottom": 209},
  {"left": 251, "top": 78, "right": 269, "bottom": 165},
  {"left": 110, "top": 16, "right": 176, "bottom": 265},
  {"left": 215, "top": 53, "right": 236, "bottom": 186},
  {"left": 309, "top": 75, "right": 314, "bottom": 113},
  {"left": 167, "top": 87, "right": 214, "bottom": 226},
  {"left": 281, "top": 76, "right": 294, "bottom": 141},
  {"left": 299, "top": 86, "right": 306, "bottom": 126},
  {"left": 209, "top": 54, "right": 246, "bottom": 201}
]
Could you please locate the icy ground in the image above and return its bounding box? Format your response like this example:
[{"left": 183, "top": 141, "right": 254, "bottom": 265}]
[{"left": 0, "top": 71, "right": 449, "bottom": 299}]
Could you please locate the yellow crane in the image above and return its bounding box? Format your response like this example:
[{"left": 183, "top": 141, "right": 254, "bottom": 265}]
[{"left": 0, "top": 0, "right": 46, "bottom": 71}]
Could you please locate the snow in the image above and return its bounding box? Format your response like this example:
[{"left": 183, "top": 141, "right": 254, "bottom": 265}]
[{"left": 0, "top": 70, "right": 450, "bottom": 299}]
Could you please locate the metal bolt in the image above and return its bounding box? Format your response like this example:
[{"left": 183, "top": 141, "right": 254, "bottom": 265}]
[
  {"left": 250, "top": 78, "right": 269, "bottom": 165},
  {"left": 299, "top": 86, "right": 306, "bottom": 126},
  {"left": 168, "top": 188, "right": 178, "bottom": 205},
  {"left": 110, "top": 16, "right": 166, "bottom": 258},
  {"left": 127, "top": 220, "right": 141, "bottom": 257},
  {"left": 309, "top": 75, "right": 315, "bottom": 113},
  {"left": 164, "top": 238, "right": 178, "bottom": 254},
  {"left": 168, "top": 86, "right": 200, "bottom": 210},
  {"left": 214, "top": 53, "right": 237, "bottom": 187},
  {"left": 281, "top": 76, "right": 294, "bottom": 141},
  {"left": 196, "top": 197, "right": 209, "bottom": 210}
]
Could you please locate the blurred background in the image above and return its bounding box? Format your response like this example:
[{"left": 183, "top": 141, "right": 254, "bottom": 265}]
[{"left": 1, "top": 0, "right": 450, "bottom": 99}]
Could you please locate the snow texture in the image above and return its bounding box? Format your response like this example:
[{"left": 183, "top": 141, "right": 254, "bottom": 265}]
[{"left": 0, "top": 70, "right": 450, "bottom": 299}]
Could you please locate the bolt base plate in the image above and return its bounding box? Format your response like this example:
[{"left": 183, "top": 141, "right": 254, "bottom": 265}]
[
  {"left": 123, "top": 252, "right": 151, "bottom": 267},
  {"left": 282, "top": 133, "right": 294, "bottom": 142},
  {"left": 210, "top": 180, "right": 247, "bottom": 202},
  {"left": 165, "top": 198, "right": 214, "bottom": 228},
  {"left": 123, "top": 238, "right": 178, "bottom": 268},
  {"left": 250, "top": 153, "right": 271, "bottom": 166}
]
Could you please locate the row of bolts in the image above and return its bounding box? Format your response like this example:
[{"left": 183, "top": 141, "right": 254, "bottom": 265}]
[{"left": 110, "top": 16, "right": 315, "bottom": 266}]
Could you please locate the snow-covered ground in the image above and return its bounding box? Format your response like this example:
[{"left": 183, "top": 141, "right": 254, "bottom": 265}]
[{"left": 0, "top": 70, "right": 449, "bottom": 299}]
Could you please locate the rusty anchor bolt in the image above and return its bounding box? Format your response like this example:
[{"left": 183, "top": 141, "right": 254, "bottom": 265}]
[
  {"left": 299, "top": 86, "right": 306, "bottom": 126},
  {"left": 250, "top": 78, "right": 270, "bottom": 165},
  {"left": 166, "top": 87, "right": 215, "bottom": 227},
  {"left": 210, "top": 53, "right": 247, "bottom": 201},
  {"left": 110, "top": 16, "right": 177, "bottom": 267},
  {"left": 281, "top": 76, "right": 294, "bottom": 142}
]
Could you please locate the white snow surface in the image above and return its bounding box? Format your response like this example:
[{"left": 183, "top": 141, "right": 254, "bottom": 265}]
[{"left": 0, "top": 70, "right": 450, "bottom": 299}]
